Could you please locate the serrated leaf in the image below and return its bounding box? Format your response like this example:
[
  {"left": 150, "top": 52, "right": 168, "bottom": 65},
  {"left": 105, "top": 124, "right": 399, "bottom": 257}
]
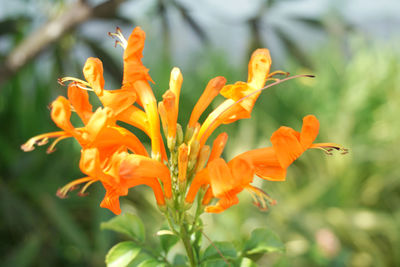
[
  {"left": 244, "top": 228, "right": 285, "bottom": 255},
  {"left": 101, "top": 213, "right": 145, "bottom": 242},
  {"left": 158, "top": 229, "right": 179, "bottom": 253},
  {"left": 106, "top": 241, "right": 141, "bottom": 267},
  {"left": 202, "top": 241, "right": 237, "bottom": 262}
]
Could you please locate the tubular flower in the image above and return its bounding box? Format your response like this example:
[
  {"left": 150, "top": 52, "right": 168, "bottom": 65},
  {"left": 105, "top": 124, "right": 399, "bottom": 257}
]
[
  {"left": 22, "top": 26, "right": 346, "bottom": 216},
  {"left": 196, "top": 49, "right": 273, "bottom": 147},
  {"left": 233, "top": 115, "right": 348, "bottom": 181},
  {"left": 186, "top": 115, "right": 347, "bottom": 213}
]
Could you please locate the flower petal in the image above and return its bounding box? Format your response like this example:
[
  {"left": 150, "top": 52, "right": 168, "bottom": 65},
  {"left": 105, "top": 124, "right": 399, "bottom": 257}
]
[
  {"left": 300, "top": 115, "right": 320, "bottom": 149},
  {"left": 83, "top": 57, "right": 105, "bottom": 95},
  {"left": 68, "top": 83, "right": 93, "bottom": 124},
  {"left": 50, "top": 96, "right": 74, "bottom": 132},
  {"left": 122, "top": 27, "right": 153, "bottom": 84},
  {"left": 271, "top": 126, "right": 304, "bottom": 168}
]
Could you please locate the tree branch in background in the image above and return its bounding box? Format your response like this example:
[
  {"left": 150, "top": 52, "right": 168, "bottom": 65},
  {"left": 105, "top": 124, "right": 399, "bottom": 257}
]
[{"left": 0, "top": 0, "right": 125, "bottom": 86}]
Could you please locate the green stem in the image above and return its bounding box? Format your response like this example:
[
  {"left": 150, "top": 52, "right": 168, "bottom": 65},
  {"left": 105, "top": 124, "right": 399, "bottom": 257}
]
[{"left": 180, "top": 224, "right": 196, "bottom": 267}]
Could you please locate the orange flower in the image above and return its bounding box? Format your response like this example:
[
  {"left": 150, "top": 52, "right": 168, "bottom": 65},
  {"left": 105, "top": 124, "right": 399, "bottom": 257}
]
[
  {"left": 196, "top": 49, "right": 272, "bottom": 147},
  {"left": 234, "top": 115, "right": 347, "bottom": 181},
  {"left": 22, "top": 89, "right": 148, "bottom": 157},
  {"left": 186, "top": 115, "right": 346, "bottom": 213},
  {"left": 58, "top": 148, "right": 168, "bottom": 215},
  {"left": 187, "top": 76, "right": 226, "bottom": 129},
  {"left": 22, "top": 26, "right": 346, "bottom": 216},
  {"left": 185, "top": 157, "right": 254, "bottom": 213},
  {"left": 160, "top": 68, "right": 183, "bottom": 146},
  {"left": 122, "top": 27, "right": 165, "bottom": 160}
]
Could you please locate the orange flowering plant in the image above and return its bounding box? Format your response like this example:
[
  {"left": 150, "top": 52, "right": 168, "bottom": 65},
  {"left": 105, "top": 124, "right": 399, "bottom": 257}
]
[{"left": 22, "top": 27, "right": 347, "bottom": 266}]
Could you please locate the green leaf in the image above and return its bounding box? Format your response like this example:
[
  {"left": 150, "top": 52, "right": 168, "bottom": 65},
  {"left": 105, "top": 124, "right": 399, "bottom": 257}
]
[
  {"left": 101, "top": 213, "right": 145, "bottom": 242},
  {"left": 137, "top": 258, "right": 165, "bottom": 267},
  {"left": 106, "top": 241, "right": 141, "bottom": 267},
  {"left": 201, "top": 259, "right": 229, "bottom": 267},
  {"left": 202, "top": 241, "right": 237, "bottom": 262},
  {"left": 239, "top": 257, "right": 258, "bottom": 267},
  {"left": 243, "top": 228, "right": 285, "bottom": 255},
  {"left": 157, "top": 229, "right": 179, "bottom": 253},
  {"left": 172, "top": 254, "right": 187, "bottom": 266}
]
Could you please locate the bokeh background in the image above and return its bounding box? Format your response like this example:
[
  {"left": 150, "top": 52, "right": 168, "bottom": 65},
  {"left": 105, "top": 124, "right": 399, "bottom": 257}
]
[{"left": 1, "top": 0, "right": 400, "bottom": 266}]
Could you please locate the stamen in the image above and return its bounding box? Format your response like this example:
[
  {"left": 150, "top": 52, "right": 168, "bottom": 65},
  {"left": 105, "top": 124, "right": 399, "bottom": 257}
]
[
  {"left": 37, "top": 137, "right": 49, "bottom": 146},
  {"left": 246, "top": 185, "right": 277, "bottom": 211},
  {"left": 265, "top": 78, "right": 281, "bottom": 83},
  {"left": 311, "top": 143, "right": 349, "bottom": 155},
  {"left": 58, "top": 77, "right": 91, "bottom": 88},
  {"left": 108, "top": 27, "right": 127, "bottom": 49},
  {"left": 78, "top": 179, "right": 98, "bottom": 196},
  {"left": 21, "top": 131, "right": 67, "bottom": 152},
  {"left": 267, "top": 70, "right": 290, "bottom": 78},
  {"left": 46, "top": 135, "right": 70, "bottom": 154},
  {"left": 56, "top": 177, "right": 94, "bottom": 198}
]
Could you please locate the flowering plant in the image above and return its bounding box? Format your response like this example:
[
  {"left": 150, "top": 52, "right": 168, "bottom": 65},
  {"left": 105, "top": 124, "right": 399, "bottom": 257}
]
[{"left": 22, "top": 27, "right": 346, "bottom": 266}]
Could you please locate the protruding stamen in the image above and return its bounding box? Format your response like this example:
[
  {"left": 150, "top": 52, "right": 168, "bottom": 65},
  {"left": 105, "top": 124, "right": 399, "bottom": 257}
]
[
  {"left": 21, "top": 131, "right": 68, "bottom": 152},
  {"left": 246, "top": 185, "right": 277, "bottom": 211},
  {"left": 267, "top": 70, "right": 290, "bottom": 78},
  {"left": 56, "top": 177, "right": 94, "bottom": 198},
  {"left": 108, "top": 27, "right": 127, "bottom": 49},
  {"left": 78, "top": 179, "right": 97, "bottom": 196},
  {"left": 46, "top": 136, "right": 69, "bottom": 154},
  {"left": 58, "top": 77, "right": 91, "bottom": 88},
  {"left": 311, "top": 143, "right": 349, "bottom": 155}
]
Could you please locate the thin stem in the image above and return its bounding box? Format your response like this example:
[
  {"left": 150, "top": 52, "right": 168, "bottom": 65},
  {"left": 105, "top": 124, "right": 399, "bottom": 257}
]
[
  {"left": 165, "top": 209, "right": 179, "bottom": 235},
  {"left": 180, "top": 224, "right": 196, "bottom": 267}
]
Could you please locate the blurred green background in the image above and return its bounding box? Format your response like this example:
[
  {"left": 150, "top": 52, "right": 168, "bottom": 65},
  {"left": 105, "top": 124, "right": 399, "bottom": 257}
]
[{"left": 1, "top": 0, "right": 399, "bottom": 266}]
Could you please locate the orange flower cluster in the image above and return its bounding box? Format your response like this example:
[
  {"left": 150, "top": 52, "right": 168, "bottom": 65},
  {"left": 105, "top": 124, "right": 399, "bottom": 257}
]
[{"left": 22, "top": 27, "right": 346, "bottom": 215}]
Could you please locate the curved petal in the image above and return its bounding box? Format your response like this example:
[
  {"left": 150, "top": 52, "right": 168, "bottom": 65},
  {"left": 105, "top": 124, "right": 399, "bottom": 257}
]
[
  {"left": 122, "top": 27, "right": 153, "bottom": 84},
  {"left": 188, "top": 76, "right": 226, "bottom": 128},
  {"left": 227, "top": 157, "right": 254, "bottom": 187},
  {"left": 271, "top": 126, "right": 304, "bottom": 168},
  {"left": 247, "top": 49, "right": 271, "bottom": 89},
  {"left": 84, "top": 107, "right": 114, "bottom": 143},
  {"left": 99, "top": 88, "right": 137, "bottom": 116},
  {"left": 185, "top": 168, "right": 210, "bottom": 204},
  {"left": 50, "top": 96, "right": 74, "bottom": 132},
  {"left": 68, "top": 83, "right": 93, "bottom": 124},
  {"left": 119, "top": 154, "right": 171, "bottom": 198},
  {"left": 100, "top": 183, "right": 125, "bottom": 215},
  {"left": 235, "top": 147, "right": 286, "bottom": 181},
  {"left": 300, "top": 115, "right": 320, "bottom": 149},
  {"left": 205, "top": 194, "right": 239, "bottom": 213},
  {"left": 208, "top": 158, "right": 234, "bottom": 198},
  {"left": 208, "top": 132, "right": 228, "bottom": 163},
  {"left": 83, "top": 57, "right": 105, "bottom": 95}
]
